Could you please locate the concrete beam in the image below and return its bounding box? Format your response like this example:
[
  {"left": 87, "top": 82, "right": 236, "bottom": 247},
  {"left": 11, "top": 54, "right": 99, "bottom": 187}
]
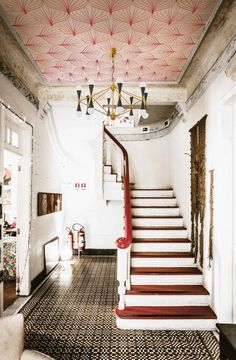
[
  {"left": 181, "top": 0, "right": 236, "bottom": 98},
  {"left": 0, "top": 11, "right": 43, "bottom": 97},
  {"left": 37, "top": 84, "right": 187, "bottom": 104}
]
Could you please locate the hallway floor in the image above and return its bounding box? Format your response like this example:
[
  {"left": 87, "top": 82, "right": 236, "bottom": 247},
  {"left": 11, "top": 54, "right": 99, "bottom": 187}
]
[{"left": 20, "top": 256, "right": 219, "bottom": 360}]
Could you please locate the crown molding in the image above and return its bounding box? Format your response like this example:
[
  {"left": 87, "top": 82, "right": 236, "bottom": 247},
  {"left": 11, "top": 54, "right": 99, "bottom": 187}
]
[{"left": 0, "top": 57, "right": 39, "bottom": 109}]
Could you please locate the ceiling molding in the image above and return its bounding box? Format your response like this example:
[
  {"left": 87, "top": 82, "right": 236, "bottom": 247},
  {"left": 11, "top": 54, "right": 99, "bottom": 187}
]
[
  {"left": 108, "top": 116, "right": 181, "bottom": 142},
  {"left": 186, "top": 34, "right": 236, "bottom": 111},
  {"left": 0, "top": 56, "right": 39, "bottom": 109},
  {"left": 181, "top": 0, "right": 236, "bottom": 97},
  {"left": 225, "top": 53, "right": 236, "bottom": 81},
  {"left": 37, "top": 83, "right": 187, "bottom": 103}
]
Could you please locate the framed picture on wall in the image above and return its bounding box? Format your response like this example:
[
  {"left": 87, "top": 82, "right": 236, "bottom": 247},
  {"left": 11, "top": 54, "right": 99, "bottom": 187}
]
[{"left": 37, "top": 193, "right": 62, "bottom": 216}]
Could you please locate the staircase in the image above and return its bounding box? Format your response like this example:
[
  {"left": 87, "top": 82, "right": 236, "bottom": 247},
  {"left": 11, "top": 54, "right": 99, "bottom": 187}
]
[
  {"left": 103, "top": 164, "right": 123, "bottom": 200},
  {"left": 116, "top": 188, "right": 217, "bottom": 330}
]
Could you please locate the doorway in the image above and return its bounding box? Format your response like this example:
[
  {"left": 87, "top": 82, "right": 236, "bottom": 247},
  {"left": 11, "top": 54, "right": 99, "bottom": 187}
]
[
  {"left": 0, "top": 107, "right": 32, "bottom": 315},
  {"left": 3, "top": 149, "right": 20, "bottom": 309}
]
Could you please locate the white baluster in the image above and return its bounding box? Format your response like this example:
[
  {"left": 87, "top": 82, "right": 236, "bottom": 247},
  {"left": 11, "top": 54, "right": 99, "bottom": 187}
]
[
  {"left": 126, "top": 247, "right": 131, "bottom": 291},
  {"left": 117, "top": 247, "right": 129, "bottom": 310},
  {"left": 118, "top": 281, "right": 126, "bottom": 310}
]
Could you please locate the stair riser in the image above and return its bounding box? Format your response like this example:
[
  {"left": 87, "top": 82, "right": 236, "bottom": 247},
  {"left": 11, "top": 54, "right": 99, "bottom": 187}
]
[
  {"left": 104, "top": 174, "right": 117, "bottom": 182},
  {"left": 131, "top": 190, "right": 174, "bottom": 197},
  {"left": 132, "top": 242, "right": 191, "bottom": 252},
  {"left": 125, "top": 295, "right": 210, "bottom": 307},
  {"left": 132, "top": 199, "right": 177, "bottom": 207},
  {"left": 104, "top": 182, "right": 123, "bottom": 200},
  {"left": 104, "top": 166, "right": 112, "bottom": 174},
  {"left": 104, "top": 191, "right": 123, "bottom": 200},
  {"left": 132, "top": 208, "right": 180, "bottom": 217},
  {"left": 131, "top": 275, "right": 203, "bottom": 285},
  {"left": 132, "top": 230, "right": 188, "bottom": 238},
  {"left": 131, "top": 258, "right": 195, "bottom": 267},
  {"left": 116, "top": 318, "right": 216, "bottom": 330},
  {"left": 104, "top": 182, "right": 122, "bottom": 191},
  {"left": 132, "top": 218, "right": 183, "bottom": 227}
]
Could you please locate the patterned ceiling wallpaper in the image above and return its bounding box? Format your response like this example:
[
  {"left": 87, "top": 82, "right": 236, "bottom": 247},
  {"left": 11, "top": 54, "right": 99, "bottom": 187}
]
[{"left": 0, "top": 0, "right": 221, "bottom": 84}]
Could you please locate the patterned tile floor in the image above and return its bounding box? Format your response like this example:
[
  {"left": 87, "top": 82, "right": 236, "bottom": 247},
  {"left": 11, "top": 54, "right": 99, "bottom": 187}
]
[{"left": 20, "top": 256, "right": 219, "bottom": 360}]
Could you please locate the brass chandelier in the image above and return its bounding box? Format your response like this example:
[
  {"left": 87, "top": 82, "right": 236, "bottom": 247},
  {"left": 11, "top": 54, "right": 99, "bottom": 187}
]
[{"left": 76, "top": 48, "right": 149, "bottom": 122}]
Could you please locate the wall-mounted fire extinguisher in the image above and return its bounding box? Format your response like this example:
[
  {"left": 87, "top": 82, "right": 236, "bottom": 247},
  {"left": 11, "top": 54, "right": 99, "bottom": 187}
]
[
  {"left": 72, "top": 223, "right": 85, "bottom": 252},
  {"left": 66, "top": 226, "right": 74, "bottom": 251}
]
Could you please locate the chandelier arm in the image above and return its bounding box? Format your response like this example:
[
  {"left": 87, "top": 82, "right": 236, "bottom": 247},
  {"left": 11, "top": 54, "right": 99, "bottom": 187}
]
[
  {"left": 91, "top": 87, "right": 110, "bottom": 98},
  {"left": 79, "top": 89, "right": 109, "bottom": 104},
  {"left": 92, "top": 108, "right": 108, "bottom": 116},
  {"left": 133, "top": 99, "right": 143, "bottom": 105},
  {"left": 79, "top": 100, "right": 91, "bottom": 106},
  {"left": 92, "top": 88, "right": 110, "bottom": 102},
  {"left": 93, "top": 97, "right": 110, "bottom": 113},
  {"left": 120, "top": 109, "right": 131, "bottom": 116},
  {"left": 119, "top": 93, "right": 131, "bottom": 105},
  {"left": 120, "top": 89, "right": 143, "bottom": 101}
]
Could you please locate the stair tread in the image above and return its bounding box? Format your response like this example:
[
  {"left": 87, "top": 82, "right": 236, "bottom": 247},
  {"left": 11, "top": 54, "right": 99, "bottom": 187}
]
[
  {"left": 133, "top": 226, "right": 186, "bottom": 230},
  {"left": 132, "top": 238, "right": 190, "bottom": 243},
  {"left": 127, "top": 285, "right": 209, "bottom": 295},
  {"left": 116, "top": 306, "right": 216, "bottom": 319},
  {"left": 131, "top": 267, "right": 201, "bottom": 275},
  {"left": 132, "top": 206, "right": 179, "bottom": 208},
  {"left": 131, "top": 251, "right": 193, "bottom": 258},
  {"left": 133, "top": 188, "right": 173, "bottom": 191},
  {"left": 132, "top": 216, "right": 182, "bottom": 219},
  {"left": 131, "top": 197, "right": 176, "bottom": 199}
]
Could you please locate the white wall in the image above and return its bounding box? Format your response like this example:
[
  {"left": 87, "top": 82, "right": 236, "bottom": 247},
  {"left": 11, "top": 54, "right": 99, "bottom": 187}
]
[
  {"left": 50, "top": 104, "right": 123, "bottom": 250},
  {"left": 30, "top": 112, "right": 64, "bottom": 281},
  {"left": 169, "top": 71, "right": 236, "bottom": 322},
  {"left": 121, "top": 137, "right": 171, "bottom": 189},
  {"left": 0, "top": 74, "right": 64, "bottom": 290}
]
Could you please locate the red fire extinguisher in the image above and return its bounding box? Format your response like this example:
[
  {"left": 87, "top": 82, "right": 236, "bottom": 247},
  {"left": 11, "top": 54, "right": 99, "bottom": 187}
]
[
  {"left": 78, "top": 227, "right": 85, "bottom": 252},
  {"left": 66, "top": 226, "right": 74, "bottom": 251},
  {"left": 73, "top": 223, "right": 85, "bottom": 252}
]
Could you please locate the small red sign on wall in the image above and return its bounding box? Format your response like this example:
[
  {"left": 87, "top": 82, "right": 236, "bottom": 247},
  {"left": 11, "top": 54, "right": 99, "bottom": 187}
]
[{"left": 75, "top": 182, "right": 87, "bottom": 190}]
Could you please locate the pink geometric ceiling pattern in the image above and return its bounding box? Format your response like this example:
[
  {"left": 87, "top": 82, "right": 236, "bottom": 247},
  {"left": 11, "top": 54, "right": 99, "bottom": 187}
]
[{"left": 0, "top": 0, "right": 220, "bottom": 84}]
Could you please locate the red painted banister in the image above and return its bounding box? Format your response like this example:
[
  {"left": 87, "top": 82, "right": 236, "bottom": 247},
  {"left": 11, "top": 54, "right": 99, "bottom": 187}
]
[{"left": 104, "top": 127, "right": 132, "bottom": 249}]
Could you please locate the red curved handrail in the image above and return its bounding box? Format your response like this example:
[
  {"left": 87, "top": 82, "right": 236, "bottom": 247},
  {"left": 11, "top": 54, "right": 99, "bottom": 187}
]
[{"left": 104, "top": 127, "right": 132, "bottom": 249}]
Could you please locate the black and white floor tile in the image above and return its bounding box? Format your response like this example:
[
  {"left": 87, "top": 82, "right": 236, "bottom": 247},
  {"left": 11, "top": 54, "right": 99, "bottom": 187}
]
[{"left": 20, "top": 257, "right": 219, "bottom": 360}]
